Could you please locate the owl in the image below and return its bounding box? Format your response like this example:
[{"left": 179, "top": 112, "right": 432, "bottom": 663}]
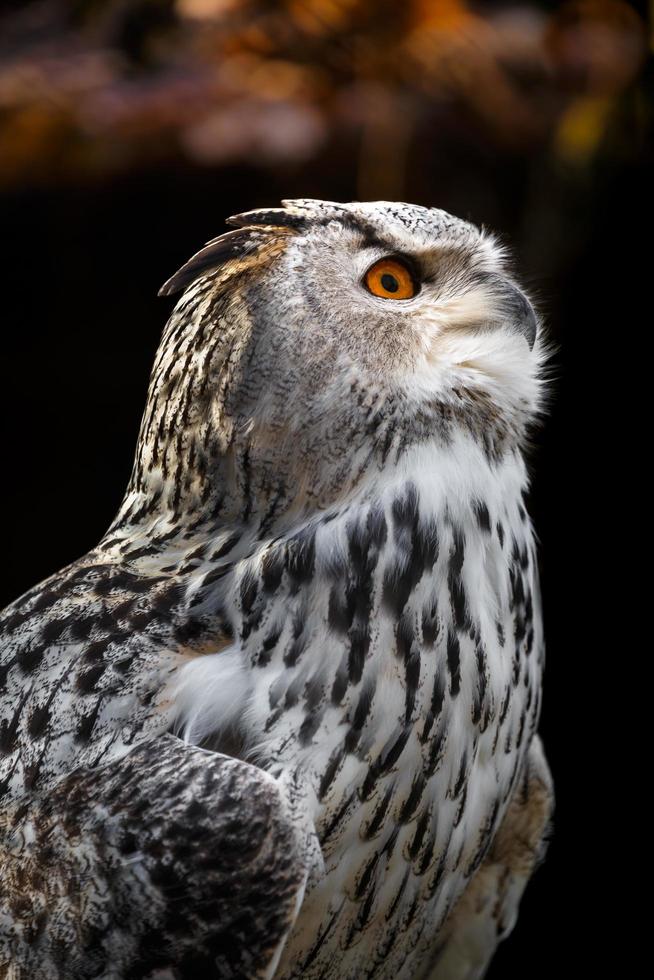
[{"left": 0, "top": 200, "right": 553, "bottom": 980}]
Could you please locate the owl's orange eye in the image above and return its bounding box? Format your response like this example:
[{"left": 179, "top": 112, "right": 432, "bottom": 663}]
[{"left": 364, "top": 257, "right": 417, "bottom": 300}]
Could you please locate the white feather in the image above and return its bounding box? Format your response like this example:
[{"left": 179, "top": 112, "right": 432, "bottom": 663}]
[{"left": 170, "top": 645, "right": 250, "bottom": 744}]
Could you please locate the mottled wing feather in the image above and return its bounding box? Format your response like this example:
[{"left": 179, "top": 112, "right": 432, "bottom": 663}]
[
  {"left": 0, "top": 734, "right": 309, "bottom": 980},
  {"left": 425, "top": 737, "right": 553, "bottom": 980}
]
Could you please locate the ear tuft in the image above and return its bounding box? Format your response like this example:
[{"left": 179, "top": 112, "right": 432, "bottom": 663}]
[
  {"left": 158, "top": 228, "right": 265, "bottom": 297},
  {"left": 226, "top": 208, "right": 308, "bottom": 231}
]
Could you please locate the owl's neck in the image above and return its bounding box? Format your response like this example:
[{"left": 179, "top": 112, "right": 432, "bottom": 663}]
[
  {"left": 99, "top": 407, "right": 531, "bottom": 606},
  {"left": 107, "top": 378, "right": 530, "bottom": 567},
  {"left": 112, "top": 279, "right": 540, "bottom": 562}
]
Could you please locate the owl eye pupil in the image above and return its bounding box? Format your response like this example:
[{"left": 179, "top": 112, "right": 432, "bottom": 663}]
[{"left": 381, "top": 273, "right": 399, "bottom": 293}]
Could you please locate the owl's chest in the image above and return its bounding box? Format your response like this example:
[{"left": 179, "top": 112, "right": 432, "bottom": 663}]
[{"left": 246, "top": 480, "right": 542, "bottom": 978}]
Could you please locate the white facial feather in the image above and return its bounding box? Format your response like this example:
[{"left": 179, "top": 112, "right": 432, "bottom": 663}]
[{"left": 406, "top": 324, "right": 548, "bottom": 416}]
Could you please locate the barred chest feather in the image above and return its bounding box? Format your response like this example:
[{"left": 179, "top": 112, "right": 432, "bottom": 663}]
[{"left": 179, "top": 433, "right": 544, "bottom": 980}]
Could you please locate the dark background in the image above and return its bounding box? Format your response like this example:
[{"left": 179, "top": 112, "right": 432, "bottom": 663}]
[{"left": 0, "top": 1, "right": 649, "bottom": 976}]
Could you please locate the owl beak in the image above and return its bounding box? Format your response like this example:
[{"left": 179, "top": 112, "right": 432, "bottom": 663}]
[{"left": 498, "top": 280, "right": 538, "bottom": 350}]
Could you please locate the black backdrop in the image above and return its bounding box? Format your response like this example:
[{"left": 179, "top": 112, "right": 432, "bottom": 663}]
[{"left": 0, "top": 7, "right": 650, "bottom": 972}]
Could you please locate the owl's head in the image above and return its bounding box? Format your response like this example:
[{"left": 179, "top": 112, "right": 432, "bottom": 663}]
[{"left": 127, "top": 201, "right": 546, "bottom": 527}]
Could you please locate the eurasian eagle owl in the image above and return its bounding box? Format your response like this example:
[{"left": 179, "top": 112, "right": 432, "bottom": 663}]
[{"left": 0, "top": 199, "right": 553, "bottom": 980}]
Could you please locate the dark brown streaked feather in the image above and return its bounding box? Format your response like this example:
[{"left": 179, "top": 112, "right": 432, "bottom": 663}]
[
  {"left": 158, "top": 226, "right": 296, "bottom": 297},
  {"left": 226, "top": 208, "right": 309, "bottom": 231}
]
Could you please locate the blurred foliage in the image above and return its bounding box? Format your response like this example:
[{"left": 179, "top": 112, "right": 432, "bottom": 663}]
[{"left": 0, "top": 0, "right": 648, "bottom": 194}]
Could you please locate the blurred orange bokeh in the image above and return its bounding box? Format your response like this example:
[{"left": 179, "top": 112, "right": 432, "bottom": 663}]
[{"left": 0, "top": 0, "right": 647, "bottom": 192}]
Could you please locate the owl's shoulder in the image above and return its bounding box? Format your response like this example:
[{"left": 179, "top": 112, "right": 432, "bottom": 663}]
[{"left": 0, "top": 555, "right": 183, "bottom": 803}]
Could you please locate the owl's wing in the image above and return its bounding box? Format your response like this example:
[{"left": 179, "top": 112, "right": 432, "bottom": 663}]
[
  {"left": 426, "top": 736, "right": 553, "bottom": 980},
  {"left": 0, "top": 734, "right": 312, "bottom": 980}
]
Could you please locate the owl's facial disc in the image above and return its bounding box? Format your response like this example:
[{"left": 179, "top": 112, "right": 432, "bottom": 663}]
[{"left": 259, "top": 200, "right": 545, "bottom": 419}]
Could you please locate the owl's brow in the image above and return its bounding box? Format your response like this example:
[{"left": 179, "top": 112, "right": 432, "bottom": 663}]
[
  {"left": 312, "top": 211, "right": 395, "bottom": 253},
  {"left": 229, "top": 206, "right": 402, "bottom": 255}
]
